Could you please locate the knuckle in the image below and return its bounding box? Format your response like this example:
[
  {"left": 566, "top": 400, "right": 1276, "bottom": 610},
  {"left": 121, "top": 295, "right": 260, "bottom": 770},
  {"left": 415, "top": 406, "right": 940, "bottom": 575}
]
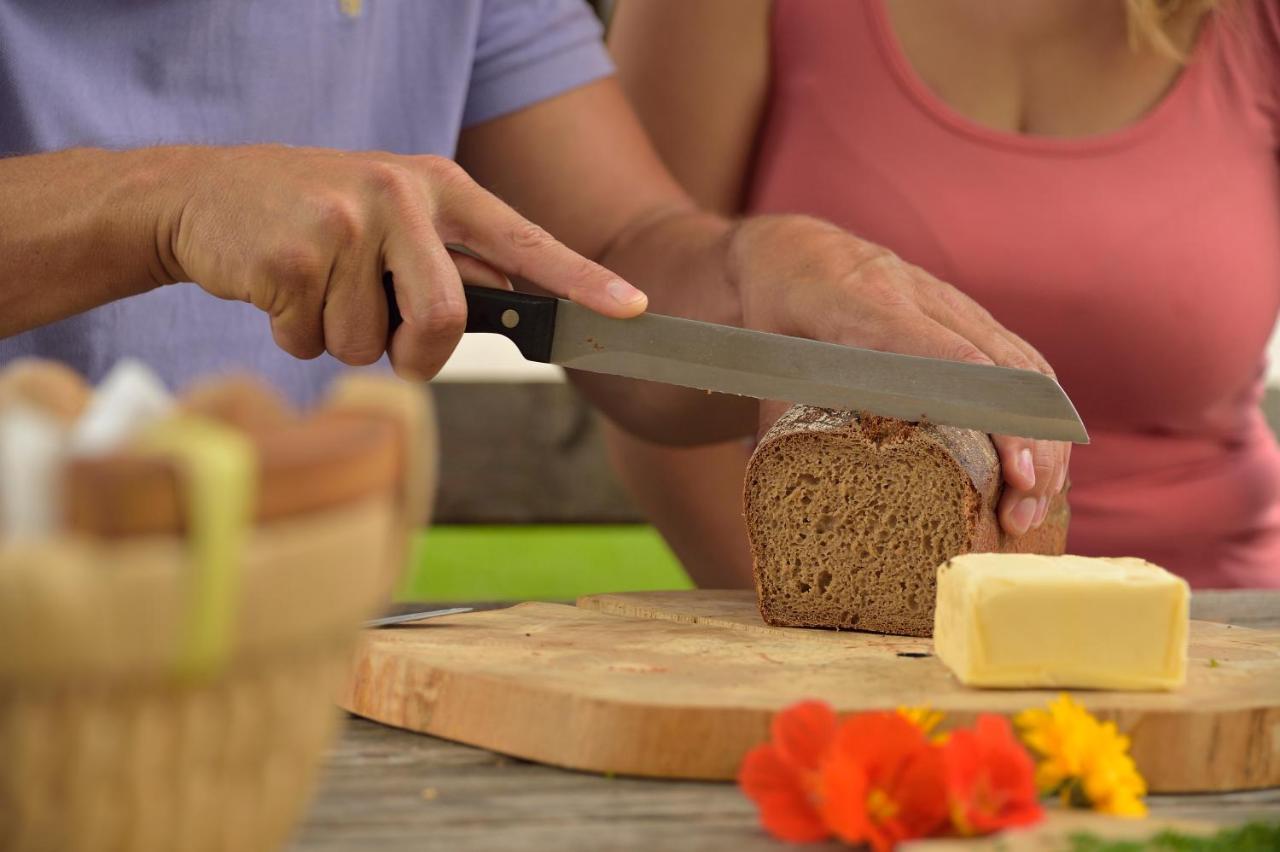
[
  {"left": 848, "top": 248, "right": 902, "bottom": 279},
  {"left": 271, "top": 322, "right": 323, "bottom": 361},
  {"left": 843, "top": 257, "right": 914, "bottom": 311},
  {"left": 420, "top": 154, "right": 466, "bottom": 182},
  {"left": 264, "top": 243, "right": 325, "bottom": 287},
  {"left": 363, "top": 161, "right": 419, "bottom": 205},
  {"left": 994, "top": 342, "right": 1036, "bottom": 373},
  {"left": 418, "top": 155, "right": 473, "bottom": 200},
  {"left": 330, "top": 338, "right": 384, "bottom": 367},
  {"left": 507, "top": 220, "right": 558, "bottom": 253},
  {"left": 924, "top": 276, "right": 972, "bottom": 309},
  {"left": 289, "top": 343, "right": 325, "bottom": 361},
  {"left": 1008, "top": 344, "right": 1055, "bottom": 379},
  {"left": 312, "top": 194, "right": 365, "bottom": 245},
  {"left": 418, "top": 294, "right": 467, "bottom": 339},
  {"left": 943, "top": 339, "right": 992, "bottom": 366},
  {"left": 1033, "top": 448, "right": 1057, "bottom": 478},
  {"left": 562, "top": 258, "right": 609, "bottom": 296}
]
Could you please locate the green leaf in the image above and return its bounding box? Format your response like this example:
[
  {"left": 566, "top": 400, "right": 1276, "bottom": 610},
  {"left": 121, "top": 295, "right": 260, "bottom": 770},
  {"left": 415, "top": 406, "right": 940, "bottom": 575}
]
[{"left": 1068, "top": 821, "right": 1280, "bottom": 851}]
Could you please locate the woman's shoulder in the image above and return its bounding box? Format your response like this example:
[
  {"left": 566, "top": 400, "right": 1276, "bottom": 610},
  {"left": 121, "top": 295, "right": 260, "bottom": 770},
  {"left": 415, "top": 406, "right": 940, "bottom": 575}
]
[
  {"left": 1201, "top": 0, "right": 1280, "bottom": 137},
  {"left": 1213, "top": 2, "right": 1280, "bottom": 90},
  {"left": 1218, "top": 0, "right": 1279, "bottom": 50},
  {"left": 1225, "top": 0, "right": 1280, "bottom": 37}
]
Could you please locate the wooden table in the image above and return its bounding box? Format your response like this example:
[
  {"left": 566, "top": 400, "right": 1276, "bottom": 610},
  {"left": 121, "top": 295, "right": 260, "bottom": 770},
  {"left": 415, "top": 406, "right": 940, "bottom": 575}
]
[{"left": 289, "top": 591, "right": 1280, "bottom": 851}]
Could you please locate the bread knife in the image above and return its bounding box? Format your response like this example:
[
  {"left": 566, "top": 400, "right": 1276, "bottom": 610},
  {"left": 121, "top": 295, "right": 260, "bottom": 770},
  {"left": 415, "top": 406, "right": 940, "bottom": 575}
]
[
  {"left": 383, "top": 278, "right": 1088, "bottom": 443},
  {"left": 364, "top": 607, "right": 472, "bottom": 628}
]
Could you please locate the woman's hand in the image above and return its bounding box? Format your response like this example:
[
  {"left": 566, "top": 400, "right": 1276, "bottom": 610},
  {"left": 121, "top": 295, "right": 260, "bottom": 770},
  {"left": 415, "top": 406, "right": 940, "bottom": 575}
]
[
  {"left": 729, "top": 215, "right": 1069, "bottom": 538},
  {"left": 161, "top": 145, "right": 648, "bottom": 379}
]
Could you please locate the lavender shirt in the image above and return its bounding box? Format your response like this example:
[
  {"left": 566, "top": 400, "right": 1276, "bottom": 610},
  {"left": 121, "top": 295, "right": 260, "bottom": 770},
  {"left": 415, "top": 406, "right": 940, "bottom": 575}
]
[{"left": 0, "top": 0, "right": 612, "bottom": 402}]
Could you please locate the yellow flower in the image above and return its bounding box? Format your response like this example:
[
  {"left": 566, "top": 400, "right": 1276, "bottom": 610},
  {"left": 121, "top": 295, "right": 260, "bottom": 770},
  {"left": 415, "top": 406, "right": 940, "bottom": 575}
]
[
  {"left": 1083, "top": 754, "right": 1148, "bottom": 817},
  {"left": 896, "top": 705, "right": 945, "bottom": 737},
  {"left": 1014, "top": 694, "right": 1148, "bottom": 818}
]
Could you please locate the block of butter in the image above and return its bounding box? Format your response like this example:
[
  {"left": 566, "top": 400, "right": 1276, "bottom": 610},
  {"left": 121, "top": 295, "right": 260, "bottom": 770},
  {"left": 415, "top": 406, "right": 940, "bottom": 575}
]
[{"left": 933, "top": 554, "right": 1190, "bottom": 690}]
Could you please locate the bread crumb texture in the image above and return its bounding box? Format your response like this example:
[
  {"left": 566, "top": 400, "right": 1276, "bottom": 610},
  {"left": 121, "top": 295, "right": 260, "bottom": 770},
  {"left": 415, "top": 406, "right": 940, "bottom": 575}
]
[{"left": 744, "top": 406, "right": 1066, "bottom": 638}]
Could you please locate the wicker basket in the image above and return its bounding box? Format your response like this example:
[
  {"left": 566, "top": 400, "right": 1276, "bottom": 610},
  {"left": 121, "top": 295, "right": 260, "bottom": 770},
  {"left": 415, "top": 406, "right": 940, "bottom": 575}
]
[{"left": 0, "top": 366, "right": 437, "bottom": 852}]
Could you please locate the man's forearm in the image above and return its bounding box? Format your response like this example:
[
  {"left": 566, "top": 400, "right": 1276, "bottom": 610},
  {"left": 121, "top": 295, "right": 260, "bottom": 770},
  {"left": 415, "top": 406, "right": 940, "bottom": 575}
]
[
  {"left": 0, "top": 147, "right": 184, "bottom": 337},
  {"left": 576, "top": 205, "right": 760, "bottom": 445}
]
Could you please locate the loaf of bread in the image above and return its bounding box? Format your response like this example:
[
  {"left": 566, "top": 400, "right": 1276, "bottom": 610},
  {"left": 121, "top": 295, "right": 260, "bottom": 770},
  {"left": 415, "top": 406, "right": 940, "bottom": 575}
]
[{"left": 743, "top": 406, "right": 1068, "bottom": 637}]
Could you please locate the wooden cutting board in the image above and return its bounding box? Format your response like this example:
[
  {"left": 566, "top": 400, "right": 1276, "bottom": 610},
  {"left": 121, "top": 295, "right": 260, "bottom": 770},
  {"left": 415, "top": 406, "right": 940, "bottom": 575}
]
[{"left": 340, "top": 590, "right": 1280, "bottom": 793}]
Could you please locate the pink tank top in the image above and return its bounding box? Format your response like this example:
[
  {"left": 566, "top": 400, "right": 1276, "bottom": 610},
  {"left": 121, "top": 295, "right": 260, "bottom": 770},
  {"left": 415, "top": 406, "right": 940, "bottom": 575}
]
[{"left": 749, "top": 0, "right": 1280, "bottom": 587}]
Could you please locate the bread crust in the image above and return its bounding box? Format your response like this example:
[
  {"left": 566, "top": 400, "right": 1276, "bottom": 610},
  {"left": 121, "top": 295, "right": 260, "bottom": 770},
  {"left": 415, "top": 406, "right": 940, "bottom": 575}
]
[{"left": 744, "top": 406, "right": 1068, "bottom": 637}]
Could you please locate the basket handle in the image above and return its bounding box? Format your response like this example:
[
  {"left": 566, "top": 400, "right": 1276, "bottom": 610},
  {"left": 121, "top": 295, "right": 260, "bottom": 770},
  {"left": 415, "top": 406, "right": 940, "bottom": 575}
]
[{"left": 134, "top": 417, "right": 257, "bottom": 677}]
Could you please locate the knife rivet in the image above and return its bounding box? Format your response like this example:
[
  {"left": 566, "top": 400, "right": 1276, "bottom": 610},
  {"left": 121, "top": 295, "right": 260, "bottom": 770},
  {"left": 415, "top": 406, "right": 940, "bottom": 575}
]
[{"left": 501, "top": 309, "right": 520, "bottom": 329}]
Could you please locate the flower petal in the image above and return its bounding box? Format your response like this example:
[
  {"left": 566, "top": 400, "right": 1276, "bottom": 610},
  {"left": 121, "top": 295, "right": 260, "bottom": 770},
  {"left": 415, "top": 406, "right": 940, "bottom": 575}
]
[
  {"left": 891, "top": 742, "right": 951, "bottom": 839},
  {"left": 772, "top": 700, "right": 840, "bottom": 773},
  {"left": 822, "top": 712, "right": 949, "bottom": 849},
  {"left": 821, "top": 749, "right": 876, "bottom": 846},
  {"left": 832, "top": 711, "right": 931, "bottom": 777},
  {"left": 897, "top": 705, "right": 945, "bottom": 736},
  {"left": 943, "top": 715, "right": 1043, "bottom": 837},
  {"left": 1015, "top": 694, "right": 1148, "bottom": 818},
  {"left": 738, "top": 744, "right": 831, "bottom": 842}
]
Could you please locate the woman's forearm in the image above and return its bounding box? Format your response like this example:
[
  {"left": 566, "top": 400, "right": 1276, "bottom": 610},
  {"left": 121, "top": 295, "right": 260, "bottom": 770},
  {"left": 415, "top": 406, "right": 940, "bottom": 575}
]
[
  {"left": 574, "top": 205, "right": 761, "bottom": 445},
  {"left": 0, "top": 147, "right": 185, "bottom": 337}
]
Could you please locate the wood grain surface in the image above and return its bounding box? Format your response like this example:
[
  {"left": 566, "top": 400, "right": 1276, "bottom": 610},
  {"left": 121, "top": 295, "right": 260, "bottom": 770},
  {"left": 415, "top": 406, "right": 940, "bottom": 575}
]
[
  {"left": 340, "top": 591, "right": 1280, "bottom": 793},
  {"left": 293, "top": 717, "right": 1280, "bottom": 852},
  {"left": 296, "top": 591, "right": 1280, "bottom": 852}
]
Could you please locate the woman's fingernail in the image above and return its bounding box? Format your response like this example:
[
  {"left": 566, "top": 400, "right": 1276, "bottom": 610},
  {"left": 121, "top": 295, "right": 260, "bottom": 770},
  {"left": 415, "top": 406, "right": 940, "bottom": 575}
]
[
  {"left": 1017, "top": 448, "right": 1035, "bottom": 486},
  {"left": 1033, "top": 496, "right": 1048, "bottom": 528},
  {"left": 607, "top": 279, "right": 646, "bottom": 306},
  {"left": 1010, "top": 496, "right": 1037, "bottom": 535}
]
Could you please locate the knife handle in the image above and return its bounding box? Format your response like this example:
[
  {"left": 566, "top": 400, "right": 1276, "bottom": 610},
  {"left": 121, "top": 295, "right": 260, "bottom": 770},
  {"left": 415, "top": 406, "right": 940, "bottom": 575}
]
[{"left": 383, "top": 274, "right": 559, "bottom": 363}]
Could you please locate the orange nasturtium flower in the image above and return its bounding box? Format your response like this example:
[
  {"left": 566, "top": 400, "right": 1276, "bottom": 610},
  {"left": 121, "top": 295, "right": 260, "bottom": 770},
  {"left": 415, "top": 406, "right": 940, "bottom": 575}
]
[
  {"left": 941, "top": 715, "right": 1044, "bottom": 836},
  {"left": 820, "top": 712, "right": 950, "bottom": 852},
  {"left": 740, "top": 703, "right": 1047, "bottom": 849},
  {"left": 737, "top": 700, "right": 839, "bottom": 842}
]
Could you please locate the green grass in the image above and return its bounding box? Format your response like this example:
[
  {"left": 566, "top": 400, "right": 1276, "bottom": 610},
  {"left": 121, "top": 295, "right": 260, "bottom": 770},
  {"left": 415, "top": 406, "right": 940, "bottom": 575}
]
[{"left": 396, "top": 525, "right": 693, "bottom": 602}]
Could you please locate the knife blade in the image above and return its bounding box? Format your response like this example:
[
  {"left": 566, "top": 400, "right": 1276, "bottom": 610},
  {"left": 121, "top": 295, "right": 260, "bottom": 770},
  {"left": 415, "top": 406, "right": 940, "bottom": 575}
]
[
  {"left": 364, "top": 607, "right": 473, "bottom": 628},
  {"left": 383, "top": 279, "right": 1087, "bottom": 443}
]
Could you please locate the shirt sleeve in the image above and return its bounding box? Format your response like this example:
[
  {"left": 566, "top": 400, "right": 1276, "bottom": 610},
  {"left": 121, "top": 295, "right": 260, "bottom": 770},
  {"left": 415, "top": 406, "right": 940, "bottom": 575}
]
[{"left": 463, "top": 0, "right": 614, "bottom": 128}]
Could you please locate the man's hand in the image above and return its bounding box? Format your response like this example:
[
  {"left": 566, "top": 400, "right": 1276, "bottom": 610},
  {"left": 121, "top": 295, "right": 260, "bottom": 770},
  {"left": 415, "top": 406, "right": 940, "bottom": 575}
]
[
  {"left": 728, "top": 215, "right": 1069, "bottom": 537},
  {"left": 161, "top": 145, "right": 647, "bottom": 378}
]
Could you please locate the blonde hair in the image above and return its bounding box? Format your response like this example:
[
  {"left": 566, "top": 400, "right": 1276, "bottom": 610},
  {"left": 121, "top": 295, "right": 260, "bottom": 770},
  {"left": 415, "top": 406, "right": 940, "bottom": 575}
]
[{"left": 1125, "top": 0, "right": 1217, "bottom": 59}]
